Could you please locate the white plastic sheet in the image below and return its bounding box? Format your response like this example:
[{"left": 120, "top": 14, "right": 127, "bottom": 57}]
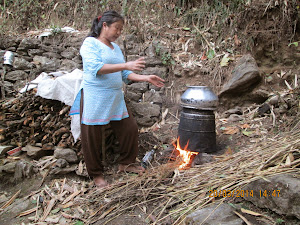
[{"left": 20, "top": 69, "right": 83, "bottom": 142}]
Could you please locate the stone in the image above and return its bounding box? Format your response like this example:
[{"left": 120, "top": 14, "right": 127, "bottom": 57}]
[
  {"left": 40, "top": 44, "right": 63, "bottom": 54},
  {"left": 268, "top": 95, "right": 279, "bottom": 106},
  {"left": 131, "top": 102, "right": 161, "bottom": 126},
  {"left": 136, "top": 116, "right": 156, "bottom": 127},
  {"left": 257, "top": 103, "right": 271, "bottom": 116},
  {"left": 33, "top": 55, "right": 60, "bottom": 72},
  {"left": 144, "top": 90, "right": 163, "bottom": 105},
  {"left": 191, "top": 153, "right": 215, "bottom": 166},
  {"left": 184, "top": 202, "right": 243, "bottom": 225},
  {"left": 126, "top": 91, "right": 142, "bottom": 102},
  {"left": 61, "top": 47, "right": 78, "bottom": 59},
  {"left": 54, "top": 148, "right": 78, "bottom": 163},
  {"left": 223, "top": 106, "right": 243, "bottom": 118},
  {"left": 174, "top": 66, "right": 182, "bottom": 77},
  {"left": 14, "top": 161, "right": 34, "bottom": 181},
  {"left": 55, "top": 158, "right": 69, "bottom": 168},
  {"left": 4, "top": 198, "right": 31, "bottom": 215},
  {"left": 243, "top": 174, "right": 300, "bottom": 219},
  {"left": 132, "top": 102, "right": 161, "bottom": 118},
  {"left": 59, "top": 59, "right": 80, "bottom": 72},
  {"left": 127, "top": 82, "right": 148, "bottom": 93},
  {"left": 140, "top": 66, "right": 167, "bottom": 78},
  {"left": 72, "top": 55, "right": 83, "bottom": 65},
  {"left": 228, "top": 114, "right": 243, "bottom": 122},
  {"left": 23, "top": 145, "right": 48, "bottom": 159},
  {"left": 17, "top": 38, "right": 40, "bottom": 51},
  {"left": 219, "top": 54, "right": 261, "bottom": 96},
  {"left": 42, "top": 143, "right": 54, "bottom": 151},
  {"left": 145, "top": 43, "right": 156, "bottom": 57},
  {"left": 42, "top": 52, "right": 62, "bottom": 59},
  {"left": 250, "top": 88, "right": 269, "bottom": 103},
  {"left": 127, "top": 55, "right": 140, "bottom": 62},
  {"left": 14, "top": 161, "right": 27, "bottom": 181},
  {"left": 50, "top": 164, "right": 77, "bottom": 175},
  {"left": 2, "top": 81, "right": 14, "bottom": 94},
  {"left": 5, "top": 70, "right": 28, "bottom": 82},
  {"left": 145, "top": 57, "right": 163, "bottom": 67},
  {"left": 13, "top": 57, "right": 33, "bottom": 70},
  {"left": 149, "top": 84, "right": 163, "bottom": 91},
  {"left": 28, "top": 49, "right": 44, "bottom": 57},
  {"left": 126, "top": 44, "right": 141, "bottom": 55},
  {"left": 0, "top": 36, "right": 21, "bottom": 49},
  {"left": 0, "top": 162, "right": 17, "bottom": 174}
]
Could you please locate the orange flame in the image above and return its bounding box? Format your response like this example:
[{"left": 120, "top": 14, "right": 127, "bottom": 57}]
[{"left": 174, "top": 137, "right": 199, "bottom": 169}]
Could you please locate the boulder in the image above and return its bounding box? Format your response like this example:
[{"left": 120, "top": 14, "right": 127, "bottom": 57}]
[
  {"left": 184, "top": 202, "right": 243, "bottom": 225},
  {"left": 0, "top": 162, "right": 17, "bottom": 174},
  {"left": 127, "top": 82, "right": 148, "bottom": 93},
  {"left": 5, "top": 70, "right": 28, "bottom": 82},
  {"left": 50, "top": 164, "right": 77, "bottom": 175},
  {"left": 227, "top": 114, "right": 243, "bottom": 122},
  {"left": 28, "top": 48, "right": 44, "bottom": 57},
  {"left": 243, "top": 174, "right": 300, "bottom": 219},
  {"left": 42, "top": 52, "right": 62, "bottom": 59},
  {"left": 14, "top": 161, "right": 34, "bottom": 181},
  {"left": 140, "top": 66, "right": 167, "bottom": 78},
  {"left": 219, "top": 54, "right": 261, "bottom": 96},
  {"left": 54, "top": 148, "right": 78, "bottom": 163},
  {"left": 144, "top": 90, "right": 163, "bottom": 105},
  {"left": 223, "top": 106, "right": 243, "bottom": 118},
  {"left": 126, "top": 91, "right": 142, "bottom": 102},
  {"left": 59, "top": 59, "right": 80, "bottom": 72},
  {"left": 33, "top": 55, "right": 60, "bottom": 72},
  {"left": 132, "top": 102, "right": 161, "bottom": 118},
  {"left": 17, "top": 38, "right": 40, "bottom": 51},
  {"left": 13, "top": 57, "right": 33, "bottom": 70},
  {"left": 55, "top": 158, "right": 69, "bottom": 168},
  {"left": 146, "top": 57, "right": 163, "bottom": 67},
  {"left": 131, "top": 102, "right": 161, "bottom": 126},
  {"left": 61, "top": 47, "right": 78, "bottom": 59},
  {"left": 23, "top": 145, "right": 48, "bottom": 159}
]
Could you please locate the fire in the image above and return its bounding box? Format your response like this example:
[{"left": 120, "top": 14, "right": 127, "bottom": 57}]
[{"left": 174, "top": 137, "right": 199, "bottom": 169}]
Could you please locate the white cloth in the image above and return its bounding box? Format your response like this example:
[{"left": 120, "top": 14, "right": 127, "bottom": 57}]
[{"left": 20, "top": 69, "right": 83, "bottom": 142}]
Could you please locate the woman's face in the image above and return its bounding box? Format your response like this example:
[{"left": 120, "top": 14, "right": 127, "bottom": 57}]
[{"left": 102, "top": 20, "right": 124, "bottom": 42}]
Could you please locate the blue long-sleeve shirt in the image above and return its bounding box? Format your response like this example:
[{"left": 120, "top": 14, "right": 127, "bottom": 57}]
[{"left": 70, "top": 37, "right": 132, "bottom": 125}]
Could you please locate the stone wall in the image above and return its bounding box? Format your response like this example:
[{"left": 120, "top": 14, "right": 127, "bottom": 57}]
[{"left": 0, "top": 32, "right": 168, "bottom": 127}]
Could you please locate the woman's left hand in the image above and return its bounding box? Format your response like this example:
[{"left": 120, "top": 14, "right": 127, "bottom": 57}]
[{"left": 147, "top": 75, "right": 165, "bottom": 87}]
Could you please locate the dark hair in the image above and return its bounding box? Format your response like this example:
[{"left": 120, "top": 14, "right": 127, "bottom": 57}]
[{"left": 88, "top": 10, "right": 124, "bottom": 37}]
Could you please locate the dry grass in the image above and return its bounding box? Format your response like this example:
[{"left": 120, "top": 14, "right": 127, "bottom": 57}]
[{"left": 82, "top": 124, "right": 300, "bottom": 224}]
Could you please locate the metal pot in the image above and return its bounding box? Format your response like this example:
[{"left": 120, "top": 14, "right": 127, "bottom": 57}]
[
  {"left": 180, "top": 86, "right": 218, "bottom": 110},
  {"left": 177, "top": 86, "right": 218, "bottom": 153}
]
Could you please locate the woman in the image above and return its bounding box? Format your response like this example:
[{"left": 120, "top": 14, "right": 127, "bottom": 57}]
[{"left": 70, "top": 10, "right": 165, "bottom": 188}]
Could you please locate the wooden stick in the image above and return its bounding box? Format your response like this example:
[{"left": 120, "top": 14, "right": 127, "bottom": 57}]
[
  {"left": 40, "top": 198, "right": 56, "bottom": 221},
  {"left": 0, "top": 189, "right": 21, "bottom": 210}
]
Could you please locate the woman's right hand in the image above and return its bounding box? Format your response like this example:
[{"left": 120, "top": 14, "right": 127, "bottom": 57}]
[{"left": 126, "top": 57, "right": 146, "bottom": 71}]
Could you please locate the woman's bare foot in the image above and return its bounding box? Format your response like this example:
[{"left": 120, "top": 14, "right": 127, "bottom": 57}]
[
  {"left": 93, "top": 175, "right": 108, "bottom": 188},
  {"left": 118, "top": 164, "right": 145, "bottom": 175}
]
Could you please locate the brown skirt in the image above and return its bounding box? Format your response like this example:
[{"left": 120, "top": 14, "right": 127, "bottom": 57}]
[{"left": 80, "top": 90, "right": 139, "bottom": 178}]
